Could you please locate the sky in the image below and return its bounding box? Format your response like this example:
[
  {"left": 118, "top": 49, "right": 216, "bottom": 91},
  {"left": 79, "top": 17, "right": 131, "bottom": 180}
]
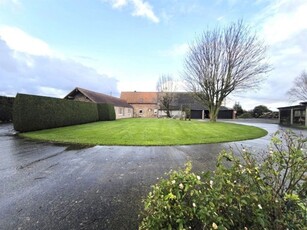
[{"left": 0, "top": 0, "right": 306, "bottom": 111}]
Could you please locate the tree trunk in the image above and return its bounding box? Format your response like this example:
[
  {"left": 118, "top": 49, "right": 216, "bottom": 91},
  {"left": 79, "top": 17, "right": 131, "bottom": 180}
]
[
  {"left": 166, "top": 110, "right": 171, "bottom": 118},
  {"left": 209, "top": 104, "right": 220, "bottom": 122}
]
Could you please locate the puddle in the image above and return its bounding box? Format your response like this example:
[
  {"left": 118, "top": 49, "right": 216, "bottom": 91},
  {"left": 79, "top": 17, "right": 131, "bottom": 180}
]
[{"left": 64, "top": 144, "right": 95, "bottom": 151}]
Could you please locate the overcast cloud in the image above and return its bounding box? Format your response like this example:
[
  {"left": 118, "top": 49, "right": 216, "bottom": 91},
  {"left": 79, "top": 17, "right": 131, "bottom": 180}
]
[
  {"left": 0, "top": 37, "right": 118, "bottom": 98},
  {"left": 228, "top": 0, "right": 307, "bottom": 110},
  {"left": 0, "top": 0, "right": 306, "bottom": 110}
]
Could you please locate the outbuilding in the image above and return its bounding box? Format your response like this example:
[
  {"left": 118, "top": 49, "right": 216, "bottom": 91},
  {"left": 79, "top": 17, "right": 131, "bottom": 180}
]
[
  {"left": 65, "top": 87, "right": 133, "bottom": 119},
  {"left": 278, "top": 102, "right": 307, "bottom": 127},
  {"left": 160, "top": 92, "right": 235, "bottom": 119}
]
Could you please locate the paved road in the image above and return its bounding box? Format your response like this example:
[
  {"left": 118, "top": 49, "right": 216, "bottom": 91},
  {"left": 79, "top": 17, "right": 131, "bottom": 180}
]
[{"left": 0, "top": 121, "right": 306, "bottom": 230}]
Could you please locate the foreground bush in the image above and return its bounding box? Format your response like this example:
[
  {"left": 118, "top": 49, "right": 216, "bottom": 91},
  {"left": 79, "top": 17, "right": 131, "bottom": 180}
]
[{"left": 140, "top": 130, "right": 307, "bottom": 229}]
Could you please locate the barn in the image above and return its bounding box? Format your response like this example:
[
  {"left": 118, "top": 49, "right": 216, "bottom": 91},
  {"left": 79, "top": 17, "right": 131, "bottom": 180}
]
[{"left": 65, "top": 87, "right": 133, "bottom": 119}]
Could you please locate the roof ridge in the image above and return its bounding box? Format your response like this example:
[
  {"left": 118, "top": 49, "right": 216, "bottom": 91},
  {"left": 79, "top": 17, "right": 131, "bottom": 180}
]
[
  {"left": 65, "top": 87, "right": 132, "bottom": 108},
  {"left": 76, "top": 87, "right": 96, "bottom": 102}
]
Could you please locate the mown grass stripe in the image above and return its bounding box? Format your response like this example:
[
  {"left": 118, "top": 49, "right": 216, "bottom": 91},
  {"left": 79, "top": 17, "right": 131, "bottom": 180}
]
[{"left": 20, "top": 118, "right": 267, "bottom": 146}]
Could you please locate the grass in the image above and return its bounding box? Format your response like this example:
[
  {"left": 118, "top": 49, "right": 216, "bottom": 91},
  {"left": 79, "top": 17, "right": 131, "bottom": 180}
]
[{"left": 20, "top": 118, "right": 268, "bottom": 146}]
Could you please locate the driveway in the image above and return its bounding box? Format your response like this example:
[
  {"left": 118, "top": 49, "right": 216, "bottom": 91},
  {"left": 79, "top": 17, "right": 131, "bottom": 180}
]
[{"left": 0, "top": 121, "right": 306, "bottom": 229}]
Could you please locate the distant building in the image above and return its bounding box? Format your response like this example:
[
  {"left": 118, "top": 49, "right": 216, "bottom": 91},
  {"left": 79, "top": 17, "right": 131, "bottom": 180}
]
[
  {"left": 120, "top": 91, "right": 158, "bottom": 118},
  {"left": 158, "top": 92, "right": 234, "bottom": 119},
  {"left": 278, "top": 102, "right": 307, "bottom": 127},
  {"left": 120, "top": 91, "right": 234, "bottom": 119},
  {"left": 65, "top": 87, "right": 133, "bottom": 119}
]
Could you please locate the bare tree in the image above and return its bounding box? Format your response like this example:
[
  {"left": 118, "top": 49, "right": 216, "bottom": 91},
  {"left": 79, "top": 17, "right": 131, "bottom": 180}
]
[
  {"left": 156, "top": 75, "right": 177, "bottom": 118},
  {"left": 287, "top": 71, "right": 307, "bottom": 102},
  {"left": 183, "top": 21, "right": 271, "bottom": 122}
]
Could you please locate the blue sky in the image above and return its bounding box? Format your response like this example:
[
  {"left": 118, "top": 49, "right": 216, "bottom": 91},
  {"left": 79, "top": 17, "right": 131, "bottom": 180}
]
[{"left": 0, "top": 0, "right": 307, "bottom": 110}]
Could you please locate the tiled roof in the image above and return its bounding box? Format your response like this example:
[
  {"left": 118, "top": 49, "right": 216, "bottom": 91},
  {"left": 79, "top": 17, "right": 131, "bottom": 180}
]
[
  {"left": 120, "top": 92, "right": 158, "bottom": 104},
  {"left": 160, "top": 92, "right": 231, "bottom": 111},
  {"left": 120, "top": 91, "right": 231, "bottom": 110},
  {"left": 65, "top": 87, "right": 133, "bottom": 108}
]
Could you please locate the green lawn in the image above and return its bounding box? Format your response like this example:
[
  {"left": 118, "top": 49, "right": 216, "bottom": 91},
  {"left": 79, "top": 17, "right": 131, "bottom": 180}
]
[{"left": 20, "top": 118, "right": 268, "bottom": 146}]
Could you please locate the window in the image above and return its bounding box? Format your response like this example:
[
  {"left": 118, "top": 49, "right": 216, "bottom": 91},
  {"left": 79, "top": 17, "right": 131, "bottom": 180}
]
[{"left": 139, "top": 109, "right": 143, "bottom": 114}]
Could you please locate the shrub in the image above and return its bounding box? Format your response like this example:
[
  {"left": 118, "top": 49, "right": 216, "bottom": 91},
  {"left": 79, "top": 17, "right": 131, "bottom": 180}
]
[
  {"left": 107, "top": 104, "right": 116, "bottom": 121},
  {"left": 140, "top": 130, "right": 307, "bottom": 229},
  {"left": 0, "top": 96, "right": 14, "bottom": 122},
  {"left": 13, "top": 93, "right": 99, "bottom": 132},
  {"left": 238, "top": 112, "right": 253, "bottom": 119},
  {"left": 140, "top": 162, "right": 205, "bottom": 229},
  {"left": 97, "top": 103, "right": 116, "bottom": 121}
]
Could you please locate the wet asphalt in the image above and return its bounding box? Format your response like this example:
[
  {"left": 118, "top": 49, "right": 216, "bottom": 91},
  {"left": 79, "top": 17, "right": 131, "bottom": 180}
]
[{"left": 0, "top": 120, "right": 306, "bottom": 230}]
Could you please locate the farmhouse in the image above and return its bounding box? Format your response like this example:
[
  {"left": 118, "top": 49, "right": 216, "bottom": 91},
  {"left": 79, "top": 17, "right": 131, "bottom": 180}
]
[
  {"left": 120, "top": 91, "right": 234, "bottom": 119},
  {"left": 278, "top": 102, "right": 307, "bottom": 127},
  {"left": 120, "top": 91, "right": 159, "bottom": 118},
  {"left": 65, "top": 87, "right": 133, "bottom": 119}
]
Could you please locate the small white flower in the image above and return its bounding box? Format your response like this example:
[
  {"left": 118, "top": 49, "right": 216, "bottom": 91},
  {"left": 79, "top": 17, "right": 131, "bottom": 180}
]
[
  {"left": 192, "top": 202, "right": 196, "bottom": 207},
  {"left": 258, "top": 204, "right": 262, "bottom": 209},
  {"left": 242, "top": 148, "right": 246, "bottom": 152},
  {"left": 197, "top": 175, "right": 201, "bottom": 180},
  {"left": 209, "top": 180, "right": 213, "bottom": 188},
  {"left": 269, "top": 150, "right": 273, "bottom": 154},
  {"left": 171, "top": 180, "right": 176, "bottom": 184},
  {"left": 179, "top": 183, "right": 184, "bottom": 189},
  {"left": 212, "top": 222, "right": 218, "bottom": 229}
]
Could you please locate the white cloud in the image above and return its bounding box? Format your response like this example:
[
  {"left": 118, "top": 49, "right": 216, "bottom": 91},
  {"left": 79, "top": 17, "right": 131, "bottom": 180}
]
[
  {"left": 104, "top": 0, "right": 159, "bottom": 23},
  {"left": 131, "top": 0, "right": 159, "bottom": 23},
  {"left": 109, "top": 0, "right": 128, "bottom": 8},
  {"left": 259, "top": 0, "right": 307, "bottom": 45},
  {"left": 0, "top": 26, "right": 53, "bottom": 56}
]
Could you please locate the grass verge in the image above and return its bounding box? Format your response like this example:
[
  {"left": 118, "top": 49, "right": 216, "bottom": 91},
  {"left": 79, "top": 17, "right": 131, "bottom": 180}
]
[{"left": 20, "top": 118, "right": 268, "bottom": 146}]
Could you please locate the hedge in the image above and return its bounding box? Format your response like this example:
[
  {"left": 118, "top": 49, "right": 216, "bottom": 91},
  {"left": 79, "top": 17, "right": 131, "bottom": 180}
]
[
  {"left": 97, "top": 103, "right": 116, "bottom": 121},
  {"left": 0, "top": 96, "right": 14, "bottom": 122},
  {"left": 13, "top": 93, "right": 100, "bottom": 132}
]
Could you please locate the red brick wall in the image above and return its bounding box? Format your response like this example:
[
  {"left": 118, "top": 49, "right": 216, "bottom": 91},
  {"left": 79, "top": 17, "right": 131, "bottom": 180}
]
[{"left": 130, "top": 104, "right": 159, "bottom": 118}]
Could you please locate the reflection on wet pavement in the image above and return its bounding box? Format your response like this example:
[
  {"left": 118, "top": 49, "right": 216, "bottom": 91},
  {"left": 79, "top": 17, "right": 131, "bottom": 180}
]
[{"left": 0, "top": 121, "right": 306, "bottom": 229}]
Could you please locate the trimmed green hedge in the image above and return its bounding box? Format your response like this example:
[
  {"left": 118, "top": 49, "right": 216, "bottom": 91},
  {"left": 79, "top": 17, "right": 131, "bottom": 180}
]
[
  {"left": 13, "top": 93, "right": 100, "bottom": 132},
  {"left": 0, "top": 96, "right": 14, "bottom": 122},
  {"left": 97, "top": 103, "right": 116, "bottom": 121}
]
